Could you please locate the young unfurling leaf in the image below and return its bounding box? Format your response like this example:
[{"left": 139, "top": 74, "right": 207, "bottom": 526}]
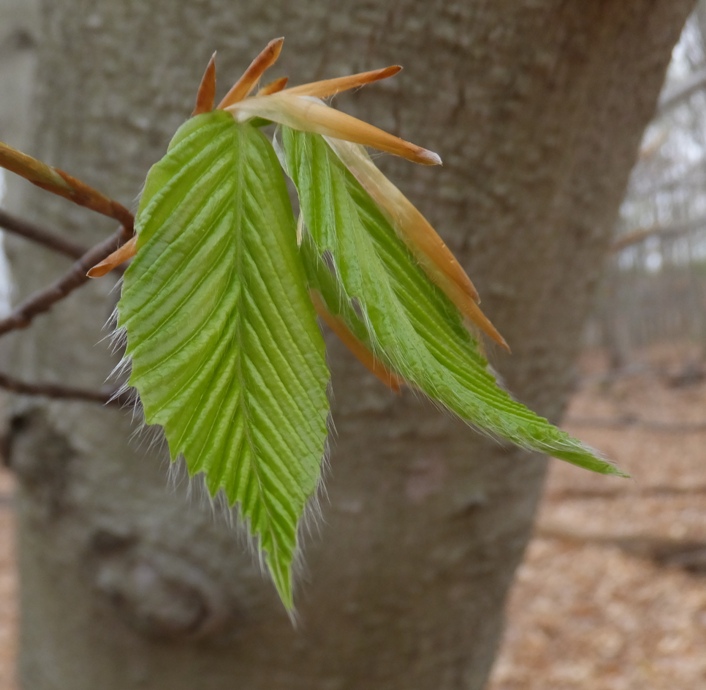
[{"left": 279, "top": 128, "right": 622, "bottom": 476}]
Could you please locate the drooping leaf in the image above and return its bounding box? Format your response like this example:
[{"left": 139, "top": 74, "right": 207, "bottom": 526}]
[
  {"left": 118, "top": 111, "right": 331, "bottom": 607},
  {"left": 279, "top": 127, "right": 624, "bottom": 477}
]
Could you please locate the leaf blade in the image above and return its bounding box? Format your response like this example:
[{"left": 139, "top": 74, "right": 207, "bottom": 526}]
[
  {"left": 119, "top": 112, "right": 331, "bottom": 607},
  {"left": 280, "top": 128, "right": 624, "bottom": 477}
]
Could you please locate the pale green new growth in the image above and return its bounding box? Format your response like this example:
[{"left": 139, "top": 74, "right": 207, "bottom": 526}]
[
  {"left": 0, "top": 38, "right": 626, "bottom": 612},
  {"left": 118, "top": 112, "right": 330, "bottom": 608},
  {"left": 115, "top": 80, "right": 624, "bottom": 613},
  {"left": 279, "top": 128, "right": 624, "bottom": 477}
]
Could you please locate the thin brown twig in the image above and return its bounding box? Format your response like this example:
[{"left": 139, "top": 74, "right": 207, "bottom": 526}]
[
  {"left": 0, "top": 144, "right": 138, "bottom": 407},
  {"left": 0, "top": 225, "right": 131, "bottom": 336},
  {"left": 0, "top": 140, "right": 135, "bottom": 231},
  {"left": 611, "top": 215, "right": 706, "bottom": 253},
  {"left": 0, "top": 208, "right": 88, "bottom": 259},
  {"left": 0, "top": 370, "right": 129, "bottom": 406}
]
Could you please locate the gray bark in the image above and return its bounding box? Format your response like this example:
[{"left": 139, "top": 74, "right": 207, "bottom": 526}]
[
  {"left": 0, "top": 0, "right": 38, "bottom": 152},
  {"left": 5, "top": 1, "right": 693, "bottom": 688}
]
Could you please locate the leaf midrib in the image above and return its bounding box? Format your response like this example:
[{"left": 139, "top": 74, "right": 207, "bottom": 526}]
[{"left": 229, "top": 125, "right": 288, "bottom": 566}]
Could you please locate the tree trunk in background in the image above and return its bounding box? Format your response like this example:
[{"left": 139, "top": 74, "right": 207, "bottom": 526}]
[
  {"left": 0, "top": 0, "right": 37, "bottom": 152},
  {"left": 0, "top": 0, "right": 39, "bottom": 316},
  {"left": 5, "top": 2, "right": 692, "bottom": 688}
]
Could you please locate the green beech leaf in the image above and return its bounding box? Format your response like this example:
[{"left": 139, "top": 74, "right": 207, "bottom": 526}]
[
  {"left": 118, "top": 111, "right": 331, "bottom": 608},
  {"left": 279, "top": 127, "right": 624, "bottom": 477}
]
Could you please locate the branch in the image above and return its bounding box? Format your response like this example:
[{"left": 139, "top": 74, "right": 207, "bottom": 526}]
[
  {"left": 612, "top": 216, "right": 706, "bottom": 252},
  {"left": 657, "top": 66, "right": 706, "bottom": 115},
  {"left": 611, "top": 225, "right": 660, "bottom": 252},
  {"left": 0, "top": 225, "right": 130, "bottom": 336},
  {"left": 0, "top": 145, "right": 139, "bottom": 406},
  {"left": 0, "top": 208, "right": 88, "bottom": 259},
  {"left": 0, "top": 140, "right": 134, "bottom": 231},
  {"left": 0, "top": 370, "right": 128, "bottom": 406}
]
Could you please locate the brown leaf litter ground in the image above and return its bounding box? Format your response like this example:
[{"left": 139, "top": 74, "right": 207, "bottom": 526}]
[
  {"left": 488, "top": 344, "right": 706, "bottom": 690},
  {"left": 0, "top": 345, "right": 705, "bottom": 689}
]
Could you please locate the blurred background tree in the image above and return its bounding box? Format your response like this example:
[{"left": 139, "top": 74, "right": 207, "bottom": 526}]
[
  {"left": 594, "top": 7, "right": 706, "bottom": 374},
  {"left": 0, "top": 1, "right": 695, "bottom": 688}
]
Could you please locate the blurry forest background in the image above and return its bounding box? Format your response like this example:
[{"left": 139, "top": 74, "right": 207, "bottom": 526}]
[
  {"left": 1, "top": 1, "right": 706, "bottom": 689},
  {"left": 490, "top": 8, "right": 706, "bottom": 689},
  {"left": 595, "top": 5, "right": 706, "bottom": 371}
]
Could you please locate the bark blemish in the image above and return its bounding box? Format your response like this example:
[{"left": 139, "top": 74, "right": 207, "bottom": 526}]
[
  {"left": 92, "top": 546, "right": 235, "bottom": 640},
  {"left": 405, "top": 453, "right": 447, "bottom": 503},
  {"left": 8, "top": 407, "right": 74, "bottom": 519}
]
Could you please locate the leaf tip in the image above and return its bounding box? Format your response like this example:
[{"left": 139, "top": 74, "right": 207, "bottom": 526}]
[
  {"left": 606, "top": 464, "right": 631, "bottom": 479},
  {"left": 268, "top": 553, "right": 296, "bottom": 612}
]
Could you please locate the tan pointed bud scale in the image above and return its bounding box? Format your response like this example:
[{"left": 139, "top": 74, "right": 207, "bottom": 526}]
[
  {"left": 228, "top": 93, "right": 440, "bottom": 165},
  {"left": 87, "top": 235, "right": 137, "bottom": 278},
  {"left": 327, "top": 139, "right": 476, "bottom": 298},
  {"left": 325, "top": 138, "right": 509, "bottom": 350},
  {"left": 217, "top": 37, "right": 285, "bottom": 109},
  {"left": 258, "top": 76, "right": 289, "bottom": 96},
  {"left": 283, "top": 65, "right": 402, "bottom": 99},
  {"left": 454, "top": 289, "right": 510, "bottom": 352},
  {"left": 309, "top": 290, "right": 403, "bottom": 392},
  {"left": 326, "top": 138, "right": 481, "bottom": 297},
  {"left": 192, "top": 52, "right": 217, "bottom": 116}
]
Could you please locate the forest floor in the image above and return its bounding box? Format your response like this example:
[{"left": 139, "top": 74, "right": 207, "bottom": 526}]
[
  {"left": 0, "top": 344, "right": 705, "bottom": 689},
  {"left": 488, "top": 343, "right": 706, "bottom": 690}
]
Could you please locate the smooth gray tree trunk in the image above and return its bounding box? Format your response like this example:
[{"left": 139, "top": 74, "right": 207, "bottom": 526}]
[{"left": 5, "top": 1, "right": 693, "bottom": 688}]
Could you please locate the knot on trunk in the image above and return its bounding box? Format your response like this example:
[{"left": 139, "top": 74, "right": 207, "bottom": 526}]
[{"left": 90, "top": 527, "right": 235, "bottom": 640}]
